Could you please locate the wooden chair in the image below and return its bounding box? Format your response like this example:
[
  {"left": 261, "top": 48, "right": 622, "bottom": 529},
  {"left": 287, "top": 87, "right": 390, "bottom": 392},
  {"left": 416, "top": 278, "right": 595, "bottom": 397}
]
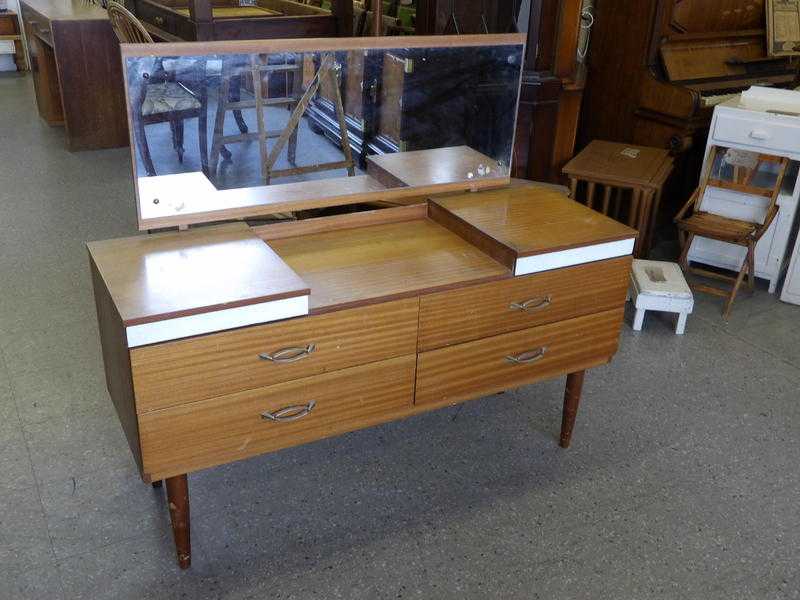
[
  {"left": 675, "top": 146, "right": 789, "bottom": 319},
  {"left": 107, "top": 1, "right": 208, "bottom": 177}
]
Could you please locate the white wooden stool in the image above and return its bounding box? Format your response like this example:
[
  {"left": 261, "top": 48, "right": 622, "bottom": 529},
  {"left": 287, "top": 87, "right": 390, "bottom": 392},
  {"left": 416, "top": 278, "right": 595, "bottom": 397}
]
[{"left": 629, "top": 259, "right": 694, "bottom": 334}]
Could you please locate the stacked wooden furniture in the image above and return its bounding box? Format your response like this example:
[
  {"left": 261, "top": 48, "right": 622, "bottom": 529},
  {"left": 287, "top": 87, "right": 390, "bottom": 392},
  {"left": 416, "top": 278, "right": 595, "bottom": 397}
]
[
  {"left": 687, "top": 95, "right": 800, "bottom": 300},
  {"left": 0, "top": 10, "right": 27, "bottom": 71},
  {"left": 88, "top": 34, "right": 636, "bottom": 570},
  {"left": 563, "top": 140, "right": 674, "bottom": 257},
  {"left": 19, "top": 0, "right": 128, "bottom": 150},
  {"left": 580, "top": 0, "right": 799, "bottom": 207}
]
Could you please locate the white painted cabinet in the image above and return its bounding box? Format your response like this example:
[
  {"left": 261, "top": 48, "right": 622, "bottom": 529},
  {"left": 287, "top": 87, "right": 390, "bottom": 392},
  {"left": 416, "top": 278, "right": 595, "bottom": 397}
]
[{"left": 688, "top": 99, "right": 800, "bottom": 299}]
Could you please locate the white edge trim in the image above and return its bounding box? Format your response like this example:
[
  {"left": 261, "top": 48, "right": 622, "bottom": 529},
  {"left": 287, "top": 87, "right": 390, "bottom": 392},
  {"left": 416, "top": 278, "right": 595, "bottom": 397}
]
[
  {"left": 126, "top": 295, "right": 309, "bottom": 348},
  {"left": 514, "top": 239, "right": 636, "bottom": 276}
]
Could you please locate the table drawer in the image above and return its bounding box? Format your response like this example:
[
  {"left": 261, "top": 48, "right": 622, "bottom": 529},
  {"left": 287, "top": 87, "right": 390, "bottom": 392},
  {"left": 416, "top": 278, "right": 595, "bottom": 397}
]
[
  {"left": 416, "top": 308, "right": 624, "bottom": 407},
  {"left": 139, "top": 355, "right": 416, "bottom": 480},
  {"left": 713, "top": 111, "right": 800, "bottom": 155},
  {"left": 131, "top": 298, "right": 419, "bottom": 412},
  {"left": 418, "top": 257, "right": 630, "bottom": 350}
]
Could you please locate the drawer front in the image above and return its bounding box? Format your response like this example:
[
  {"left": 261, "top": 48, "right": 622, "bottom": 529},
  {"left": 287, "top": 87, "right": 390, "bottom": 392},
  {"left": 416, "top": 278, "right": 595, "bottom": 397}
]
[
  {"left": 713, "top": 112, "right": 800, "bottom": 155},
  {"left": 139, "top": 355, "right": 416, "bottom": 479},
  {"left": 416, "top": 308, "right": 624, "bottom": 407},
  {"left": 0, "top": 16, "right": 17, "bottom": 36},
  {"left": 131, "top": 298, "right": 419, "bottom": 412},
  {"left": 418, "top": 257, "right": 630, "bottom": 351}
]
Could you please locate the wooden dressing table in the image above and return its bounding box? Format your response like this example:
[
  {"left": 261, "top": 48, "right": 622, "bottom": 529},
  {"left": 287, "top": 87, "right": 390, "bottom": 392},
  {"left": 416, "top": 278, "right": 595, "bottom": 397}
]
[{"left": 88, "top": 35, "right": 636, "bottom": 569}]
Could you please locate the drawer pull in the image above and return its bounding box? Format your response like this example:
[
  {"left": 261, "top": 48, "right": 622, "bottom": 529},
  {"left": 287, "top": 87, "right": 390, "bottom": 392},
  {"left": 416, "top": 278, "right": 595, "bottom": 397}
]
[
  {"left": 154, "top": 16, "right": 165, "bottom": 25},
  {"left": 506, "top": 347, "right": 548, "bottom": 365},
  {"left": 510, "top": 296, "right": 552, "bottom": 312},
  {"left": 748, "top": 129, "right": 771, "bottom": 141},
  {"left": 259, "top": 344, "right": 316, "bottom": 364},
  {"left": 261, "top": 400, "right": 316, "bottom": 423}
]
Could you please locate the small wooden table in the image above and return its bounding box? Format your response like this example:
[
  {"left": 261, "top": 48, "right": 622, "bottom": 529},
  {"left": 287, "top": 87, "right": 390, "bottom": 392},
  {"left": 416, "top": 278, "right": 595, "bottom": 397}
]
[{"left": 563, "top": 140, "right": 674, "bottom": 257}]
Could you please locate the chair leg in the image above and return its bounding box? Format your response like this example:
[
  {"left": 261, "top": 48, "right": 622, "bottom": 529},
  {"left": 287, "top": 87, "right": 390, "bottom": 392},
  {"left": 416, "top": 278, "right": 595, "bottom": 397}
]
[
  {"left": 747, "top": 240, "right": 756, "bottom": 291},
  {"left": 209, "top": 73, "right": 231, "bottom": 177},
  {"left": 175, "top": 119, "right": 185, "bottom": 163},
  {"left": 198, "top": 87, "right": 209, "bottom": 177},
  {"left": 231, "top": 74, "right": 248, "bottom": 134},
  {"left": 678, "top": 232, "right": 694, "bottom": 272},
  {"left": 135, "top": 118, "right": 156, "bottom": 177},
  {"left": 723, "top": 247, "right": 751, "bottom": 319}
]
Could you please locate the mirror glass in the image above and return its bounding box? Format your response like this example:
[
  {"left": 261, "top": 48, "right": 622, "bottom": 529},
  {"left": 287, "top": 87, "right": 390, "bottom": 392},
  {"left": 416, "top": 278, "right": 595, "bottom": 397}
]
[{"left": 123, "top": 36, "right": 525, "bottom": 228}]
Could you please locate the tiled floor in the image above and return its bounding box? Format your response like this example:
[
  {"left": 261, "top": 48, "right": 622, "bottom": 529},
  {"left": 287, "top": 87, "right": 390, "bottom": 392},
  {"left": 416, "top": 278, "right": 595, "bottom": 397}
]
[{"left": 2, "top": 72, "right": 800, "bottom": 600}]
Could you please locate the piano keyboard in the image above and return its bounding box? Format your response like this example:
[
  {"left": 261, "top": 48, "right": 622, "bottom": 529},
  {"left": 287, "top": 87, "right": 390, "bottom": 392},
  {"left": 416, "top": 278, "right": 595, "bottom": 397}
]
[{"left": 700, "top": 92, "right": 740, "bottom": 108}]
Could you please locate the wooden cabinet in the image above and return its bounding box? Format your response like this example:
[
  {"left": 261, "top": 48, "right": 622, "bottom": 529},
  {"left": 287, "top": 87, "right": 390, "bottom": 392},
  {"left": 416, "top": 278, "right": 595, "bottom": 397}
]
[
  {"left": 89, "top": 185, "right": 635, "bottom": 569},
  {"left": 19, "top": 0, "right": 128, "bottom": 151}
]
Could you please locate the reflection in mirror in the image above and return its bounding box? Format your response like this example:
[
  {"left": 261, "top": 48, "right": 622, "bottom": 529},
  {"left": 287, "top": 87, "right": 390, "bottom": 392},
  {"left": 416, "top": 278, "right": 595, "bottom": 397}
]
[{"left": 123, "top": 38, "right": 524, "bottom": 228}]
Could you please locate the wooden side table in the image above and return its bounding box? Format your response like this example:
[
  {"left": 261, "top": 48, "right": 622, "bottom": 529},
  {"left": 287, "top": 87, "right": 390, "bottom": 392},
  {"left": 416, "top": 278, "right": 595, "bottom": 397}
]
[
  {"left": 0, "top": 11, "right": 27, "bottom": 72},
  {"left": 563, "top": 140, "right": 674, "bottom": 257}
]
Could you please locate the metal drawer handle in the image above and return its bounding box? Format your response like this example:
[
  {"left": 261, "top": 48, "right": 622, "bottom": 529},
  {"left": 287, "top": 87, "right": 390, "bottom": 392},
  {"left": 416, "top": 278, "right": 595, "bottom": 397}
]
[
  {"left": 259, "top": 344, "right": 316, "bottom": 364},
  {"left": 154, "top": 16, "right": 165, "bottom": 25},
  {"left": 506, "top": 347, "right": 548, "bottom": 365},
  {"left": 261, "top": 400, "right": 316, "bottom": 423},
  {"left": 510, "top": 296, "right": 552, "bottom": 312}
]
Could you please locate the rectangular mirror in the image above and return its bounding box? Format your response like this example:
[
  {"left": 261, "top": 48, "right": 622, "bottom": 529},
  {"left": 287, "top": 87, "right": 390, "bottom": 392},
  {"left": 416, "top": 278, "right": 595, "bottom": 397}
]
[{"left": 121, "top": 34, "right": 526, "bottom": 229}]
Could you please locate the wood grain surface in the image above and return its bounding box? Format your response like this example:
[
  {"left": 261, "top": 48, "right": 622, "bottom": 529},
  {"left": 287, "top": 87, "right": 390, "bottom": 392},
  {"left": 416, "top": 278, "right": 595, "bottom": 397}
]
[
  {"left": 415, "top": 308, "right": 624, "bottom": 406},
  {"left": 139, "top": 355, "right": 416, "bottom": 480},
  {"left": 367, "top": 146, "right": 507, "bottom": 189},
  {"left": 131, "top": 298, "right": 419, "bottom": 412},
  {"left": 418, "top": 257, "right": 631, "bottom": 351},
  {"left": 431, "top": 185, "right": 637, "bottom": 258},
  {"left": 269, "top": 218, "right": 509, "bottom": 312},
  {"left": 87, "top": 223, "right": 309, "bottom": 325}
]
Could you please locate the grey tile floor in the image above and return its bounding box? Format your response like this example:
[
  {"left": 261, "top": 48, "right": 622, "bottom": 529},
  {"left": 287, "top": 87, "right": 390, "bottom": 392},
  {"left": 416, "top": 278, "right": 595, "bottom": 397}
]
[{"left": 2, "top": 72, "right": 800, "bottom": 600}]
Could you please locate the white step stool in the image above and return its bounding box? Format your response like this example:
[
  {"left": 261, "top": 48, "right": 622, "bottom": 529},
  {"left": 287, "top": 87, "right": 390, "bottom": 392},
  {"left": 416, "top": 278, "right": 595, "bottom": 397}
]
[{"left": 629, "top": 259, "right": 694, "bottom": 335}]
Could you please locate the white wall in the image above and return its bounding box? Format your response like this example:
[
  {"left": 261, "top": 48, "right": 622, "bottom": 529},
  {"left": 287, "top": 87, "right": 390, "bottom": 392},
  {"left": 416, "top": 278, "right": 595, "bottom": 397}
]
[{"left": 0, "top": 0, "right": 22, "bottom": 71}]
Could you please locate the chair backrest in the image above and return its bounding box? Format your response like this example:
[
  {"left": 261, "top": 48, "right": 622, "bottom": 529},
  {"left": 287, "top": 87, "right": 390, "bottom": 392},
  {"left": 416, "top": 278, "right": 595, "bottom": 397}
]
[
  {"left": 107, "top": 0, "right": 154, "bottom": 44},
  {"left": 693, "top": 145, "right": 789, "bottom": 226}
]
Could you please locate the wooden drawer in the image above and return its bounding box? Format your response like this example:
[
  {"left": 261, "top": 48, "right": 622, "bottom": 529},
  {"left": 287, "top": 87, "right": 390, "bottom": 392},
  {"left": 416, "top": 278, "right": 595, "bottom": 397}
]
[
  {"left": 131, "top": 298, "right": 419, "bottom": 412},
  {"left": 139, "top": 355, "right": 416, "bottom": 480},
  {"left": 416, "top": 308, "right": 624, "bottom": 407},
  {"left": 0, "top": 15, "right": 18, "bottom": 36},
  {"left": 418, "top": 257, "right": 630, "bottom": 350},
  {"left": 713, "top": 111, "right": 800, "bottom": 156}
]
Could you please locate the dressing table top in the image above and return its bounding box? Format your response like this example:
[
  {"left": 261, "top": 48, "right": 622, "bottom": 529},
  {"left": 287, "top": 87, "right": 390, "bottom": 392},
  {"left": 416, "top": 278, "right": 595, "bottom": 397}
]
[{"left": 87, "top": 223, "right": 309, "bottom": 326}]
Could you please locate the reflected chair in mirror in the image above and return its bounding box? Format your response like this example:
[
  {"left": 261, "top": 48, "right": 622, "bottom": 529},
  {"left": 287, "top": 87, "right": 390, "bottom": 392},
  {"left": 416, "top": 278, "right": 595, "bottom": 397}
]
[
  {"left": 107, "top": 1, "right": 208, "bottom": 177},
  {"left": 675, "top": 146, "right": 789, "bottom": 319}
]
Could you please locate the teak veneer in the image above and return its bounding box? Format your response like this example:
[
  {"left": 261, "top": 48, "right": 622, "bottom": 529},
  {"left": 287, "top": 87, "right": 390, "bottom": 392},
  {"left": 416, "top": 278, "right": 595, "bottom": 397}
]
[{"left": 88, "top": 184, "right": 635, "bottom": 569}]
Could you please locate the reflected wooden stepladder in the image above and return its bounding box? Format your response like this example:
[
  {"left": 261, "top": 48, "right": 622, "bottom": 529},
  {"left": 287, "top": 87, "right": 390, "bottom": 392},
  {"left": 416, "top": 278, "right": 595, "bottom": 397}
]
[{"left": 209, "top": 52, "right": 355, "bottom": 185}]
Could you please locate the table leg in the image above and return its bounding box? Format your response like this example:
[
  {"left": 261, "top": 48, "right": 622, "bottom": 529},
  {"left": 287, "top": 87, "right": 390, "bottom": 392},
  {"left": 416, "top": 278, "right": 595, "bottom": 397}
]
[
  {"left": 560, "top": 371, "right": 586, "bottom": 448},
  {"left": 165, "top": 475, "right": 191, "bottom": 569}
]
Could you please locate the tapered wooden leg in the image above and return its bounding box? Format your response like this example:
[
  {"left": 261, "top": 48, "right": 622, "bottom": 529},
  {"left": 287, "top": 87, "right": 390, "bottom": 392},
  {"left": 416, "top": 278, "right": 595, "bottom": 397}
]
[
  {"left": 560, "top": 371, "right": 586, "bottom": 448},
  {"left": 165, "top": 475, "right": 191, "bottom": 569}
]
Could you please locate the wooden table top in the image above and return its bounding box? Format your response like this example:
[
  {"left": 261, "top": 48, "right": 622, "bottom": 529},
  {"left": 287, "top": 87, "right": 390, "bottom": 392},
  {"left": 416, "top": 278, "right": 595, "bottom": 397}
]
[
  {"left": 269, "top": 217, "right": 509, "bottom": 313},
  {"left": 432, "top": 185, "right": 638, "bottom": 257},
  {"left": 562, "top": 140, "right": 674, "bottom": 188},
  {"left": 88, "top": 223, "right": 309, "bottom": 326},
  {"left": 367, "top": 146, "right": 507, "bottom": 189},
  {"left": 19, "top": 0, "right": 109, "bottom": 21},
  {"left": 173, "top": 6, "right": 281, "bottom": 18}
]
